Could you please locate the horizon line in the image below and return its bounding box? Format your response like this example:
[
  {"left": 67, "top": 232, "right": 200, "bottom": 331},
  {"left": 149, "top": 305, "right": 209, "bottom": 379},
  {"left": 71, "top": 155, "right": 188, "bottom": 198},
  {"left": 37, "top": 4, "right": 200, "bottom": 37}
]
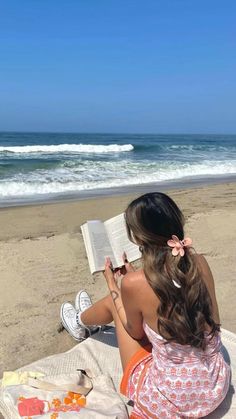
[{"left": 0, "top": 130, "right": 236, "bottom": 136}]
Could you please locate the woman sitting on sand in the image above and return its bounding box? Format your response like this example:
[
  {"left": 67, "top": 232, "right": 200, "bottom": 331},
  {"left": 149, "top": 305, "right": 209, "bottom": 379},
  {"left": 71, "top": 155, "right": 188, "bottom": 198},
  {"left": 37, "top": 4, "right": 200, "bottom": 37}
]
[{"left": 61, "top": 192, "right": 230, "bottom": 418}]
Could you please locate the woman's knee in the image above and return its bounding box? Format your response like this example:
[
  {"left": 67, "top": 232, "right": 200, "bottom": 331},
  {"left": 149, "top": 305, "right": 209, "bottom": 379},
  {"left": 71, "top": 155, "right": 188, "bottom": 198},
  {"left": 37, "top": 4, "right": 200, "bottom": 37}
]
[
  {"left": 104, "top": 293, "right": 113, "bottom": 311},
  {"left": 103, "top": 293, "right": 119, "bottom": 320}
]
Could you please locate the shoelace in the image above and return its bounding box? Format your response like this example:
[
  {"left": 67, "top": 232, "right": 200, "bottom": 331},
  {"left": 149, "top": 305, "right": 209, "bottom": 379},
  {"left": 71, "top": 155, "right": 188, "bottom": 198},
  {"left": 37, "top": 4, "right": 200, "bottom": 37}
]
[{"left": 80, "top": 298, "right": 92, "bottom": 310}]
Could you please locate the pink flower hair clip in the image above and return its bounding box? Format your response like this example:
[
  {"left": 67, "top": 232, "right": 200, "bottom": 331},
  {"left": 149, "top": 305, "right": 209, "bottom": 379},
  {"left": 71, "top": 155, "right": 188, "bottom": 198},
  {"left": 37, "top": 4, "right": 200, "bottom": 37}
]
[{"left": 167, "top": 235, "right": 192, "bottom": 257}]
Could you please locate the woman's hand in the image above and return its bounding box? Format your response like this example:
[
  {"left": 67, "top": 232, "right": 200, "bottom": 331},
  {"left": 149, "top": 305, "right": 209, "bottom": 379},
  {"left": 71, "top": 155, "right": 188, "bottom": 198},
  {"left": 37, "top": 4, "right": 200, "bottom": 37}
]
[
  {"left": 116, "top": 252, "right": 135, "bottom": 276},
  {"left": 103, "top": 257, "right": 118, "bottom": 285},
  {"left": 103, "top": 253, "right": 134, "bottom": 285},
  {"left": 123, "top": 252, "right": 135, "bottom": 272}
]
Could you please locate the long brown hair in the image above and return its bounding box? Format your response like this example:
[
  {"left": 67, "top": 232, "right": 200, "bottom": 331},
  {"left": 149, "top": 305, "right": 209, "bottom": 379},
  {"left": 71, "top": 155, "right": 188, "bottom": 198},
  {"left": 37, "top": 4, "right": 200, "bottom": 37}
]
[{"left": 125, "top": 192, "right": 220, "bottom": 349}]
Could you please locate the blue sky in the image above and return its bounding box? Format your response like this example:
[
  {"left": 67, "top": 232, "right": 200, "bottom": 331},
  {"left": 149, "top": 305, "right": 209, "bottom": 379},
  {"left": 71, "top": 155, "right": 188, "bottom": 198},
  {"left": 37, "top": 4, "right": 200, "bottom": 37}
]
[{"left": 0, "top": 1, "right": 235, "bottom": 133}]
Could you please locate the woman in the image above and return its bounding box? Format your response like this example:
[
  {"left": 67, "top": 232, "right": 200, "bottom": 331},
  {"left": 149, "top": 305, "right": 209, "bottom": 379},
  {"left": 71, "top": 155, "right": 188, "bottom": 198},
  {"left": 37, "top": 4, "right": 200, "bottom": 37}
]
[{"left": 61, "top": 192, "right": 230, "bottom": 418}]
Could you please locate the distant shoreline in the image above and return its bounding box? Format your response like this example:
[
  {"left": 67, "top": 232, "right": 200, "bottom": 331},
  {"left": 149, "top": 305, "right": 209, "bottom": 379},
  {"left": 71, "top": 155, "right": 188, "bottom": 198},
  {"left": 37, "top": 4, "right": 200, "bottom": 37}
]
[{"left": 1, "top": 174, "right": 236, "bottom": 209}]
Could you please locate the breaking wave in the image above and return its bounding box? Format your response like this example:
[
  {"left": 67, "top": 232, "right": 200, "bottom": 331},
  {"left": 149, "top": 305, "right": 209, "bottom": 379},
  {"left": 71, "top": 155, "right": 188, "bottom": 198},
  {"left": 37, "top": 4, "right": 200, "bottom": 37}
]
[
  {"left": 0, "top": 143, "right": 134, "bottom": 154},
  {"left": 0, "top": 160, "right": 235, "bottom": 198}
]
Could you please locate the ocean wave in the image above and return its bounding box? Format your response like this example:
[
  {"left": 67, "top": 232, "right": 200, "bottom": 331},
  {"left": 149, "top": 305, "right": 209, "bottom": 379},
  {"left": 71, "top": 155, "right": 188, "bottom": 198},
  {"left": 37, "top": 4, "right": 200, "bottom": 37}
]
[
  {"left": 0, "top": 160, "right": 235, "bottom": 198},
  {"left": 169, "top": 144, "right": 231, "bottom": 151},
  {"left": 0, "top": 143, "right": 134, "bottom": 154}
]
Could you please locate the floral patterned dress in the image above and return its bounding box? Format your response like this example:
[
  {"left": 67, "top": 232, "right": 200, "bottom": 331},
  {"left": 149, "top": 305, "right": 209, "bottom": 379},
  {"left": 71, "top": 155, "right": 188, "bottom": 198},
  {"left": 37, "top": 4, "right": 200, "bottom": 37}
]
[{"left": 121, "top": 322, "right": 231, "bottom": 418}]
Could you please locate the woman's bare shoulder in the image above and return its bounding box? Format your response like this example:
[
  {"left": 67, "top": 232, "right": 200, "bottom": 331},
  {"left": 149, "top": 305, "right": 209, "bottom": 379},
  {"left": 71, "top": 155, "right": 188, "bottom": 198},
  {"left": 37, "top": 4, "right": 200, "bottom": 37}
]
[
  {"left": 193, "top": 253, "right": 220, "bottom": 323},
  {"left": 122, "top": 269, "right": 145, "bottom": 284},
  {"left": 192, "top": 253, "right": 216, "bottom": 288},
  {"left": 193, "top": 253, "right": 213, "bottom": 276}
]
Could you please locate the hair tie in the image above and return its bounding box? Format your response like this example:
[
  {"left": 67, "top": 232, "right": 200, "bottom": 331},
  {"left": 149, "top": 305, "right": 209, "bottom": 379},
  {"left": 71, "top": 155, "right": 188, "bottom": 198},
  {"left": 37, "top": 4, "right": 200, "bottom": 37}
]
[{"left": 167, "top": 235, "right": 192, "bottom": 257}]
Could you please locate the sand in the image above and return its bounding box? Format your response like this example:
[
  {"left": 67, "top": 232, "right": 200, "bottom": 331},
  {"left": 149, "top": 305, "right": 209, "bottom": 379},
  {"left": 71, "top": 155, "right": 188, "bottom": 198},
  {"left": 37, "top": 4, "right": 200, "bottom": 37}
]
[{"left": 0, "top": 182, "right": 236, "bottom": 377}]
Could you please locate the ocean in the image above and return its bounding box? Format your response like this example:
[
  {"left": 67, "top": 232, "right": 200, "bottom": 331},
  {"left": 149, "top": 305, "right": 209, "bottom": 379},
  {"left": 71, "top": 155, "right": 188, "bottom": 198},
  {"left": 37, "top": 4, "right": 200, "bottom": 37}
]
[{"left": 0, "top": 132, "right": 236, "bottom": 206}]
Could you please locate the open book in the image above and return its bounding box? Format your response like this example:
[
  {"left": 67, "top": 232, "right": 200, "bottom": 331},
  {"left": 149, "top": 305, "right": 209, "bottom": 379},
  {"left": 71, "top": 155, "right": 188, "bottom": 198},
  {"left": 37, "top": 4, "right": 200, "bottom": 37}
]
[{"left": 81, "top": 213, "right": 141, "bottom": 274}]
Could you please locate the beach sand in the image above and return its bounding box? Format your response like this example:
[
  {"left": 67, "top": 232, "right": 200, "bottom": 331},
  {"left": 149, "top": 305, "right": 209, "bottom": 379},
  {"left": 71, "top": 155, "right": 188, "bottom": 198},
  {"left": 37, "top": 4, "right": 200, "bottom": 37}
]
[{"left": 0, "top": 182, "right": 236, "bottom": 377}]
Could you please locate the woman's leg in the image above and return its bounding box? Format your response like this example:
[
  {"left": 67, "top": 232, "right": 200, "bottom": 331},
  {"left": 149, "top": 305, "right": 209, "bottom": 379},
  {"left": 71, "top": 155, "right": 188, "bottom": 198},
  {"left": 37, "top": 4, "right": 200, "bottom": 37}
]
[
  {"left": 81, "top": 294, "right": 148, "bottom": 371},
  {"left": 80, "top": 295, "right": 114, "bottom": 325}
]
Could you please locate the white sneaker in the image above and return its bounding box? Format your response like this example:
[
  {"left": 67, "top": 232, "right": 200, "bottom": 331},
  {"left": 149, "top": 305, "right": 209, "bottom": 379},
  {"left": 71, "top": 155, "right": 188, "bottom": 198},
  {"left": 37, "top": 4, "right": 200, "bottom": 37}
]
[
  {"left": 75, "top": 290, "right": 93, "bottom": 312},
  {"left": 75, "top": 290, "right": 99, "bottom": 334},
  {"left": 60, "top": 302, "right": 86, "bottom": 341}
]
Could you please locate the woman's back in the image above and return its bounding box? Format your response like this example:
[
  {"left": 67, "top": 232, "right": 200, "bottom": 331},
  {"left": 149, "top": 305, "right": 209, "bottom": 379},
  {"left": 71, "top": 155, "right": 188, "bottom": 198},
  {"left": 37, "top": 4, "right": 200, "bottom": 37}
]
[{"left": 125, "top": 254, "right": 220, "bottom": 338}]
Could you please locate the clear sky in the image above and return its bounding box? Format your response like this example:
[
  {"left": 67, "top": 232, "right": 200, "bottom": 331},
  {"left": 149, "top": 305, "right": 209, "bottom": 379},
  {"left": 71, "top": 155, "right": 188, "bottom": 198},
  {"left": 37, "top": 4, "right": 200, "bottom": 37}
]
[{"left": 0, "top": 1, "right": 235, "bottom": 133}]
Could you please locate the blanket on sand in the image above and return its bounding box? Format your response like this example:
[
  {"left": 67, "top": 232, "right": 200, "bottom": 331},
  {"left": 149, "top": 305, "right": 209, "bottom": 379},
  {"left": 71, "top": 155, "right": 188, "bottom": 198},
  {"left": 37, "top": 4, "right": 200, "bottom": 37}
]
[{"left": 0, "top": 327, "right": 235, "bottom": 418}]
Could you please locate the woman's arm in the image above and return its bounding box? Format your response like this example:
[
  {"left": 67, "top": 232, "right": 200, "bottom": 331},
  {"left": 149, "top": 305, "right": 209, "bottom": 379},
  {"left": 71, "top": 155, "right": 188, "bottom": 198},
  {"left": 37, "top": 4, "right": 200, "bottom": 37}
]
[
  {"left": 104, "top": 259, "right": 145, "bottom": 340},
  {"left": 121, "top": 272, "right": 145, "bottom": 339}
]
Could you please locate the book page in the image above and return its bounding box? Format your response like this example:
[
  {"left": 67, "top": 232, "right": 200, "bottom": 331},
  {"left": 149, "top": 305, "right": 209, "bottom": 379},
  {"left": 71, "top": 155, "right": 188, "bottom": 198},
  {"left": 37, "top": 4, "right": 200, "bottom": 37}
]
[
  {"left": 104, "top": 213, "right": 141, "bottom": 267},
  {"left": 81, "top": 220, "right": 117, "bottom": 273},
  {"left": 81, "top": 223, "right": 96, "bottom": 274}
]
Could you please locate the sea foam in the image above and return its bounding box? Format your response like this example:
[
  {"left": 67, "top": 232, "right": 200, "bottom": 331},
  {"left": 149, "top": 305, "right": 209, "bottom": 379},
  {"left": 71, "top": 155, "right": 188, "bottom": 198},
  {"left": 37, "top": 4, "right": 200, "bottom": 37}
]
[
  {"left": 0, "top": 143, "right": 134, "bottom": 154},
  {"left": 0, "top": 160, "right": 235, "bottom": 198}
]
